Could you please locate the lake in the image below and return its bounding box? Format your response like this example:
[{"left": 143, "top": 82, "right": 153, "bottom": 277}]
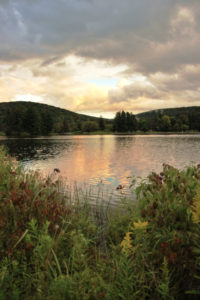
[{"left": 1, "top": 134, "right": 200, "bottom": 203}]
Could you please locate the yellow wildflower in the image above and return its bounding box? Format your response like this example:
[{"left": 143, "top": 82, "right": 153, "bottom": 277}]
[
  {"left": 133, "top": 220, "right": 148, "bottom": 230},
  {"left": 192, "top": 189, "right": 200, "bottom": 223},
  {"left": 163, "top": 256, "right": 168, "bottom": 268},
  {"left": 121, "top": 232, "right": 132, "bottom": 253}
]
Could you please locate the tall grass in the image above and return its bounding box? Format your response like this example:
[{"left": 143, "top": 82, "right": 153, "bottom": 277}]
[{"left": 0, "top": 146, "right": 200, "bottom": 299}]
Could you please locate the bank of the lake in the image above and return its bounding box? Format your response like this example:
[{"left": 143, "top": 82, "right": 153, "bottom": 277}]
[
  {"left": 71, "top": 130, "right": 200, "bottom": 136},
  {"left": 1, "top": 130, "right": 200, "bottom": 137},
  {"left": 0, "top": 147, "right": 200, "bottom": 299}
]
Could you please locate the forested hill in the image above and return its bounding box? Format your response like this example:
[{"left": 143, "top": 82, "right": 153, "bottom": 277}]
[
  {"left": 111, "top": 106, "right": 200, "bottom": 133},
  {"left": 137, "top": 106, "right": 200, "bottom": 119},
  {"left": 135, "top": 106, "right": 200, "bottom": 132},
  {"left": 0, "top": 101, "right": 111, "bottom": 136},
  {"left": 2, "top": 102, "right": 200, "bottom": 136}
]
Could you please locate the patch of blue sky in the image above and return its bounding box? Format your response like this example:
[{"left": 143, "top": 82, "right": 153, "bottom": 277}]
[{"left": 86, "top": 78, "right": 119, "bottom": 87}]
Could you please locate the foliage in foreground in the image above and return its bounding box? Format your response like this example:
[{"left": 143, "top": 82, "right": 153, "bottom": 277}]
[{"left": 0, "top": 147, "right": 200, "bottom": 299}]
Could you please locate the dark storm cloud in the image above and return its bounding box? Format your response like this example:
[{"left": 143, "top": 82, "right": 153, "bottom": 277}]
[{"left": 0, "top": 0, "right": 199, "bottom": 74}]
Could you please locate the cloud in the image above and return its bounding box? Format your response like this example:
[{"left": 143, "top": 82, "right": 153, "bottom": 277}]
[
  {"left": 0, "top": 0, "right": 199, "bottom": 72},
  {"left": 0, "top": 0, "right": 200, "bottom": 115},
  {"left": 109, "top": 80, "right": 164, "bottom": 103},
  {"left": 149, "top": 65, "right": 200, "bottom": 93}
]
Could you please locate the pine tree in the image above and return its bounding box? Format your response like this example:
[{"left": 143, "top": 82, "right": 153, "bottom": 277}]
[
  {"left": 6, "top": 108, "right": 25, "bottom": 136},
  {"left": 121, "top": 111, "right": 127, "bottom": 132},
  {"left": 24, "top": 107, "right": 41, "bottom": 136},
  {"left": 41, "top": 112, "right": 53, "bottom": 135},
  {"left": 113, "top": 112, "right": 121, "bottom": 131},
  {"left": 98, "top": 116, "right": 105, "bottom": 131}
]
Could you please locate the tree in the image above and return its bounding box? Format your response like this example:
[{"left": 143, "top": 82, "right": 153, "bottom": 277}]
[
  {"left": 126, "top": 112, "right": 131, "bottom": 131},
  {"left": 113, "top": 111, "right": 138, "bottom": 132},
  {"left": 98, "top": 116, "right": 105, "bottom": 131},
  {"left": 24, "top": 108, "right": 41, "bottom": 136},
  {"left": 113, "top": 112, "right": 121, "bottom": 132},
  {"left": 160, "top": 115, "right": 171, "bottom": 132},
  {"left": 62, "top": 119, "right": 70, "bottom": 133},
  {"left": 6, "top": 108, "right": 25, "bottom": 136},
  {"left": 138, "top": 118, "right": 148, "bottom": 132},
  {"left": 82, "top": 121, "right": 98, "bottom": 132},
  {"left": 189, "top": 113, "right": 200, "bottom": 131},
  {"left": 120, "top": 111, "right": 127, "bottom": 132},
  {"left": 129, "top": 113, "right": 137, "bottom": 131},
  {"left": 41, "top": 112, "right": 53, "bottom": 135}
]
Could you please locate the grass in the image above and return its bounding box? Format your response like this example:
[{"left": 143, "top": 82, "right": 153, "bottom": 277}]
[{"left": 0, "top": 146, "right": 200, "bottom": 299}]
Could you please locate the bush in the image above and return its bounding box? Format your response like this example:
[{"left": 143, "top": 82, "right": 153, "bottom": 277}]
[
  {"left": 120, "top": 163, "right": 200, "bottom": 299},
  {"left": 81, "top": 121, "right": 99, "bottom": 132}
]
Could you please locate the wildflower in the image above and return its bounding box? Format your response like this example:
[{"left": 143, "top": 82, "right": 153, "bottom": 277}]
[
  {"left": 163, "top": 256, "right": 168, "bottom": 267},
  {"left": 121, "top": 232, "right": 132, "bottom": 253},
  {"left": 55, "top": 224, "right": 59, "bottom": 230},
  {"left": 133, "top": 220, "right": 148, "bottom": 230},
  {"left": 10, "top": 170, "right": 17, "bottom": 176},
  {"left": 192, "top": 188, "right": 200, "bottom": 223},
  {"left": 192, "top": 202, "right": 200, "bottom": 223}
]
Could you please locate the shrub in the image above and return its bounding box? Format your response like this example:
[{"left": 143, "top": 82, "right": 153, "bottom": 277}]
[
  {"left": 81, "top": 121, "right": 99, "bottom": 132},
  {"left": 121, "top": 163, "right": 200, "bottom": 299}
]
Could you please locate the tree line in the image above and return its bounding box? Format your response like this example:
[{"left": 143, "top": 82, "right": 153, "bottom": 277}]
[
  {"left": 113, "top": 110, "right": 200, "bottom": 132},
  {"left": 6, "top": 107, "right": 54, "bottom": 136},
  {"left": 5, "top": 110, "right": 108, "bottom": 136},
  {"left": 113, "top": 111, "right": 137, "bottom": 132},
  {"left": 2, "top": 102, "right": 200, "bottom": 136},
  {"left": 0, "top": 102, "right": 109, "bottom": 136}
]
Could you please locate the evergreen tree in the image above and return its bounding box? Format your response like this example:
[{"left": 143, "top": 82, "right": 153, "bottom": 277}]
[
  {"left": 126, "top": 112, "right": 131, "bottom": 131},
  {"left": 113, "top": 111, "right": 137, "bottom": 132},
  {"left": 130, "top": 113, "right": 137, "bottom": 131},
  {"left": 41, "top": 112, "right": 53, "bottom": 135},
  {"left": 121, "top": 111, "right": 127, "bottom": 131},
  {"left": 77, "top": 121, "right": 82, "bottom": 131},
  {"left": 24, "top": 108, "right": 41, "bottom": 136},
  {"left": 98, "top": 116, "right": 105, "bottom": 131},
  {"left": 6, "top": 108, "right": 25, "bottom": 136},
  {"left": 113, "top": 112, "right": 121, "bottom": 132},
  {"left": 62, "top": 119, "right": 70, "bottom": 133}
]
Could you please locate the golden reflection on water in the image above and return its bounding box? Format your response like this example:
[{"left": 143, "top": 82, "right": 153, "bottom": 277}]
[
  {"left": 46, "top": 136, "right": 117, "bottom": 186},
  {"left": 1, "top": 135, "right": 200, "bottom": 195}
]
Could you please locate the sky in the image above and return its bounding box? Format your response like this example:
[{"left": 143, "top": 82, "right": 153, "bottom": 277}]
[{"left": 0, "top": 0, "right": 200, "bottom": 118}]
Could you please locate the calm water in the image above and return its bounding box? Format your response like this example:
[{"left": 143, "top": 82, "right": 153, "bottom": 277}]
[{"left": 1, "top": 135, "right": 200, "bottom": 203}]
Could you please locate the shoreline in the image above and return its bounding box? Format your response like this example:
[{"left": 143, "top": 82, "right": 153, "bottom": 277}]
[{"left": 1, "top": 130, "right": 200, "bottom": 138}]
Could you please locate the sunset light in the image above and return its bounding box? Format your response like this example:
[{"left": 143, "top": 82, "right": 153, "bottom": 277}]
[{"left": 1, "top": 1, "right": 200, "bottom": 117}]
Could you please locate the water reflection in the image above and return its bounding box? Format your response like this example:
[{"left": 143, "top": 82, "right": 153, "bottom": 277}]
[
  {"left": 0, "top": 138, "right": 69, "bottom": 161},
  {"left": 1, "top": 135, "right": 200, "bottom": 203}
]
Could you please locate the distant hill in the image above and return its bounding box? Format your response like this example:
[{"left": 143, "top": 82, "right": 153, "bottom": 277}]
[
  {"left": 0, "top": 101, "right": 99, "bottom": 122},
  {"left": 112, "top": 106, "right": 200, "bottom": 133},
  {"left": 137, "top": 106, "right": 200, "bottom": 119},
  {"left": 2, "top": 102, "right": 200, "bottom": 136},
  {"left": 134, "top": 106, "right": 200, "bottom": 132},
  {"left": 0, "top": 101, "right": 111, "bottom": 136}
]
